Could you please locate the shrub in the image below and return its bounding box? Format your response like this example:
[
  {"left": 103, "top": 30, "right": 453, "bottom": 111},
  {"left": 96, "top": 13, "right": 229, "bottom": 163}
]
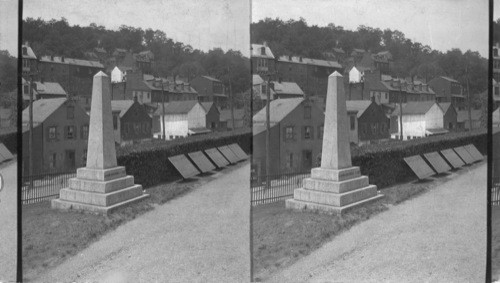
[
  {"left": 116, "top": 128, "right": 251, "bottom": 188},
  {"left": 351, "top": 129, "right": 487, "bottom": 188}
]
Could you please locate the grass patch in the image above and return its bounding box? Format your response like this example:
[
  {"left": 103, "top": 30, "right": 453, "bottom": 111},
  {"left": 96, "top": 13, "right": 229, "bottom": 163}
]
[
  {"left": 251, "top": 170, "right": 463, "bottom": 281},
  {"left": 22, "top": 181, "right": 191, "bottom": 281}
]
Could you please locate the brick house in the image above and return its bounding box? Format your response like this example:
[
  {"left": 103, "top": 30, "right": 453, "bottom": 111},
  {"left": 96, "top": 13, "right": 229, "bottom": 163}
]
[
  {"left": 190, "top": 75, "right": 227, "bottom": 108},
  {"left": 428, "top": 76, "right": 466, "bottom": 110},
  {"left": 38, "top": 55, "right": 105, "bottom": 111},
  {"left": 22, "top": 98, "right": 89, "bottom": 175},
  {"left": 111, "top": 100, "right": 152, "bottom": 146},
  {"left": 21, "top": 44, "right": 38, "bottom": 78},
  {"left": 346, "top": 100, "right": 390, "bottom": 145},
  {"left": 251, "top": 43, "right": 276, "bottom": 77},
  {"left": 252, "top": 98, "right": 324, "bottom": 176}
]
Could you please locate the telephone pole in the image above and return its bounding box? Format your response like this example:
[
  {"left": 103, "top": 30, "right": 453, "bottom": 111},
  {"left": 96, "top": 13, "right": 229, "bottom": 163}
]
[{"left": 399, "top": 79, "right": 405, "bottom": 141}]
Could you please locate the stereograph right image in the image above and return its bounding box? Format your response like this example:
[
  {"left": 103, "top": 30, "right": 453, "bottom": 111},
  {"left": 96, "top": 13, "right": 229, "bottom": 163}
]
[
  {"left": 250, "top": 0, "right": 488, "bottom": 281},
  {"left": 492, "top": 1, "right": 500, "bottom": 281}
]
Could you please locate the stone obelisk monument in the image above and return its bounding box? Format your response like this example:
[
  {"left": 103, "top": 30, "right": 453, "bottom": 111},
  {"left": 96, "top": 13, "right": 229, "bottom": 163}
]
[
  {"left": 52, "top": 71, "right": 149, "bottom": 214},
  {"left": 286, "top": 71, "right": 383, "bottom": 214}
]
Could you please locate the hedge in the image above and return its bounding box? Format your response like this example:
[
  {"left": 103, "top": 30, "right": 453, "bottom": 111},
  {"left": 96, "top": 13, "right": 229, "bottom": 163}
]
[
  {"left": 116, "top": 128, "right": 251, "bottom": 188},
  {"left": 0, "top": 130, "right": 17, "bottom": 154},
  {"left": 351, "top": 129, "right": 487, "bottom": 189}
]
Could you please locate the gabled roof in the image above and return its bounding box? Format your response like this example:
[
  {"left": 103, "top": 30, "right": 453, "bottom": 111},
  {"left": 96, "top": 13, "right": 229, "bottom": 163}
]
[
  {"left": 253, "top": 98, "right": 304, "bottom": 123},
  {"left": 22, "top": 98, "right": 67, "bottom": 124},
  {"left": 346, "top": 100, "right": 372, "bottom": 118},
  {"left": 154, "top": 100, "right": 200, "bottom": 115},
  {"left": 201, "top": 76, "right": 222, "bottom": 83},
  {"left": 439, "top": 102, "right": 453, "bottom": 114},
  {"left": 200, "top": 102, "right": 215, "bottom": 113},
  {"left": 437, "top": 76, "right": 460, "bottom": 83},
  {"left": 401, "top": 101, "right": 438, "bottom": 115},
  {"left": 278, "top": 55, "right": 342, "bottom": 69},
  {"left": 253, "top": 74, "right": 264, "bottom": 85},
  {"left": 251, "top": 43, "right": 275, "bottom": 59},
  {"left": 22, "top": 45, "right": 37, "bottom": 59},
  {"left": 33, "top": 81, "right": 67, "bottom": 96},
  {"left": 111, "top": 100, "right": 134, "bottom": 118},
  {"left": 272, "top": 81, "right": 304, "bottom": 96},
  {"left": 40, "top": 56, "right": 104, "bottom": 68}
]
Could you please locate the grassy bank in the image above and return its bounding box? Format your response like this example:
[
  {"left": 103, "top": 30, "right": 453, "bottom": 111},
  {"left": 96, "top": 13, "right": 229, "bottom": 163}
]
[{"left": 252, "top": 163, "right": 480, "bottom": 281}]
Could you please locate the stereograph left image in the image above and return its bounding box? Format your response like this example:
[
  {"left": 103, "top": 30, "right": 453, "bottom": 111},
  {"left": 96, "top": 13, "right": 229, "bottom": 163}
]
[
  {"left": 20, "top": 0, "right": 251, "bottom": 281},
  {"left": 0, "top": 0, "right": 19, "bottom": 282}
]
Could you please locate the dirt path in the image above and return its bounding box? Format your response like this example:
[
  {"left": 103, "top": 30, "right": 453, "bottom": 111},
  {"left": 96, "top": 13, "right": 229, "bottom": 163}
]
[
  {"left": 35, "top": 162, "right": 250, "bottom": 283},
  {"left": 0, "top": 162, "right": 18, "bottom": 282},
  {"left": 268, "top": 163, "right": 486, "bottom": 283}
]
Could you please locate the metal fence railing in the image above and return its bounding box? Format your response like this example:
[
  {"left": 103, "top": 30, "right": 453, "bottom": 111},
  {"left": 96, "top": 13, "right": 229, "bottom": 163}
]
[
  {"left": 493, "top": 180, "right": 500, "bottom": 206},
  {"left": 22, "top": 171, "right": 76, "bottom": 204},
  {"left": 251, "top": 171, "right": 310, "bottom": 206}
]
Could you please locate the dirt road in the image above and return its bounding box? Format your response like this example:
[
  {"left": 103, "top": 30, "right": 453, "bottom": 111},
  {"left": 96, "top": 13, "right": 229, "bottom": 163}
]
[
  {"left": 268, "top": 163, "right": 486, "bottom": 283},
  {"left": 0, "top": 162, "right": 18, "bottom": 282},
  {"left": 36, "top": 162, "right": 250, "bottom": 283}
]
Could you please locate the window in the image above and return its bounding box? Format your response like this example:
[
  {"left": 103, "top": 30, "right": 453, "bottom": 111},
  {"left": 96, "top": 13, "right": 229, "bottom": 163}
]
[
  {"left": 496, "top": 87, "right": 500, "bottom": 96},
  {"left": 350, "top": 115, "right": 356, "bottom": 130},
  {"left": 285, "top": 126, "right": 295, "bottom": 141},
  {"left": 113, "top": 114, "right": 118, "bottom": 130},
  {"left": 286, "top": 153, "right": 294, "bottom": 169},
  {"left": 304, "top": 106, "right": 311, "bottom": 119},
  {"left": 318, "top": 125, "right": 324, "bottom": 139},
  {"left": 24, "top": 85, "right": 29, "bottom": 95},
  {"left": 81, "top": 125, "right": 89, "bottom": 139},
  {"left": 66, "top": 125, "right": 75, "bottom": 139},
  {"left": 49, "top": 153, "right": 56, "bottom": 169},
  {"left": 48, "top": 126, "right": 57, "bottom": 140},
  {"left": 211, "top": 122, "right": 216, "bottom": 129},
  {"left": 261, "top": 84, "right": 267, "bottom": 94},
  {"left": 304, "top": 126, "right": 313, "bottom": 140},
  {"left": 67, "top": 106, "right": 75, "bottom": 119}
]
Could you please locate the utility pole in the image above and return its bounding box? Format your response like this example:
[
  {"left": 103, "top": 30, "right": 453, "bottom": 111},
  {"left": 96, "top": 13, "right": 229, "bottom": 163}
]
[
  {"left": 228, "top": 66, "right": 235, "bottom": 130},
  {"left": 265, "top": 73, "right": 271, "bottom": 190},
  {"left": 29, "top": 73, "right": 35, "bottom": 188},
  {"left": 466, "top": 65, "right": 473, "bottom": 131},
  {"left": 399, "top": 79, "right": 404, "bottom": 141},
  {"left": 161, "top": 78, "right": 166, "bottom": 140}
]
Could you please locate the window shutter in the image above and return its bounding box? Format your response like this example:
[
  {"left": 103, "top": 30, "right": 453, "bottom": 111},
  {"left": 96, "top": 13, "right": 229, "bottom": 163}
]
[
  {"left": 310, "top": 127, "right": 314, "bottom": 140},
  {"left": 283, "top": 127, "right": 287, "bottom": 142},
  {"left": 46, "top": 127, "right": 50, "bottom": 142},
  {"left": 302, "top": 126, "right": 305, "bottom": 140},
  {"left": 55, "top": 126, "right": 59, "bottom": 140},
  {"left": 64, "top": 126, "right": 68, "bottom": 140}
]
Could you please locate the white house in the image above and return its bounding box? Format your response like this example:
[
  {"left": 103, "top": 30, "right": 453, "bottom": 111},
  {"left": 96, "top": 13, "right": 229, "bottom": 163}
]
[
  {"left": 349, "top": 66, "right": 363, "bottom": 83},
  {"left": 391, "top": 101, "right": 447, "bottom": 140},
  {"left": 494, "top": 107, "right": 500, "bottom": 128},
  {"left": 153, "top": 100, "right": 209, "bottom": 140},
  {"left": 111, "top": 66, "right": 133, "bottom": 83},
  {"left": 252, "top": 74, "right": 275, "bottom": 100}
]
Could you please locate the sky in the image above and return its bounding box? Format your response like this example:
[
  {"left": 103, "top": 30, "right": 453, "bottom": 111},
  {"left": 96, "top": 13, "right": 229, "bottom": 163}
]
[
  {"left": 495, "top": 0, "right": 500, "bottom": 20},
  {"left": 253, "top": 0, "right": 489, "bottom": 58},
  {"left": 23, "top": 0, "right": 250, "bottom": 57},
  {"left": 0, "top": 0, "right": 18, "bottom": 56}
]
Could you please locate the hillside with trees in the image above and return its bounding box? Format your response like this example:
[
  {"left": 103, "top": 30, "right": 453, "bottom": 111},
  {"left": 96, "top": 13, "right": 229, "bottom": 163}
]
[
  {"left": 251, "top": 18, "right": 487, "bottom": 100},
  {"left": 22, "top": 17, "right": 251, "bottom": 98}
]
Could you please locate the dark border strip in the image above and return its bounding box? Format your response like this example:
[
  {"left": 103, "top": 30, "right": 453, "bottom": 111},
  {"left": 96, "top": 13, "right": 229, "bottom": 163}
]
[{"left": 17, "top": 0, "right": 23, "bottom": 281}]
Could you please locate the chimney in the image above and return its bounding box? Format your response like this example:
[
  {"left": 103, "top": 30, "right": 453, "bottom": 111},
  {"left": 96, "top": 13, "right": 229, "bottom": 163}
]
[
  {"left": 61, "top": 56, "right": 65, "bottom": 62},
  {"left": 40, "top": 77, "right": 44, "bottom": 84},
  {"left": 263, "top": 41, "right": 268, "bottom": 47},
  {"left": 289, "top": 55, "right": 292, "bottom": 61},
  {"left": 278, "top": 77, "right": 282, "bottom": 83},
  {"left": 299, "top": 56, "right": 303, "bottom": 62}
]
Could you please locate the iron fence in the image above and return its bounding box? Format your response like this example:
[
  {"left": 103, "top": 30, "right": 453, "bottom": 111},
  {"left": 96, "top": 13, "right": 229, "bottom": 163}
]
[
  {"left": 251, "top": 171, "right": 310, "bottom": 206},
  {"left": 22, "top": 171, "right": 76, "bottom": 204}
]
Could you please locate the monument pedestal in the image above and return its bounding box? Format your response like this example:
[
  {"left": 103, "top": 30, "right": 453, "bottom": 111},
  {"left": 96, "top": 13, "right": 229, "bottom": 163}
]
[
  {"left": 52, "top": 166, "right": 149, "bottom": 214},
  {"left": 285, "top": 167, "right": 383, "bottom": 214}
]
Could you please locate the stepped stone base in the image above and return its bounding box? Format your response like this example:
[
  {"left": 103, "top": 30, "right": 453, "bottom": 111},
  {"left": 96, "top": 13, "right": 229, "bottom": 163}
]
[
  {"left": 286, "top": 167, "right": 383, "bottom": 215},
  {"left": 51, "top": 166, "right": 149, "bottom": 214}
]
